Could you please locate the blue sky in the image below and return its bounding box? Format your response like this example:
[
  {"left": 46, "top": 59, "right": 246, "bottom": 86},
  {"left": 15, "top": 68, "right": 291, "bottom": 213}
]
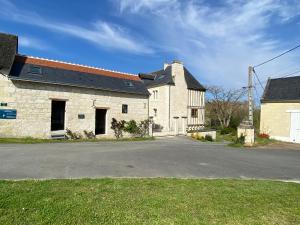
[{"left": 1, "top": 0, "right": 300, "bottom": 99}]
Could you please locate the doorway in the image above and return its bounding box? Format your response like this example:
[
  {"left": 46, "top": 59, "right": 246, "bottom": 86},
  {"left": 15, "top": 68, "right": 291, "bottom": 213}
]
[
  {"left": 290, "top": 112, "right": 300, "bottom": 143},
  {"left": 95, "top": 109, "right": 107, "bottom": 135},
  {"left": 51, "top": 100, "right": 66, "bottom": 131}
]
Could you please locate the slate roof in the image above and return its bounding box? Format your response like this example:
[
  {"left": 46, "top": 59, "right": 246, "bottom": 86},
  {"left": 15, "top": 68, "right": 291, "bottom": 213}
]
[
  {"left": 261, "top": 76, "right": 300, "bottom": 102},
  {"left": 139, "top": 65, "right": 206, "bottom": 91},
  {"left": 0, "top": 33, "right": 18, "bottom": 75},
  {"left": 139, "top": 66, "right": 175, "bottom": 88},
  {"left": 9, "top": 55, "right": 149, "bottom": 96}
]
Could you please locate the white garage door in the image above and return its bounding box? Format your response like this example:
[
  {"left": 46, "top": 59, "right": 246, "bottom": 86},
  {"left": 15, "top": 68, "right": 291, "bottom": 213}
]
[{"left": 290, "top": 112, "right": 300, "bottom": 143}]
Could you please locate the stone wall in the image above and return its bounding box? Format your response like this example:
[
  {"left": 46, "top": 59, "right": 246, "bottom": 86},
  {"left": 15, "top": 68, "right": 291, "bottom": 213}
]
[
  {"left": 0, "top": 75, "right": 148, "bottom": 138},
  {"left": 260, "top": 102, "right": 300, "bottom": 142}
]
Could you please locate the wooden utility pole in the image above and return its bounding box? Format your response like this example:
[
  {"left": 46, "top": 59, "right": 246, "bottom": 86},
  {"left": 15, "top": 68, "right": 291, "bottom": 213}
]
[{"left": 248, "top": 66, "right": 254, "bottom": 126}]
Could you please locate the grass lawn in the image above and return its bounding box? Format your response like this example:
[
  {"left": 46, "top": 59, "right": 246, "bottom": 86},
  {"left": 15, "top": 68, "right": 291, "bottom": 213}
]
[
  {"left": 0, "top": 179, "right": 299, "bottom": 225},
  {"left": 0, "top": 136, "right": 154, "bottom": 144}
]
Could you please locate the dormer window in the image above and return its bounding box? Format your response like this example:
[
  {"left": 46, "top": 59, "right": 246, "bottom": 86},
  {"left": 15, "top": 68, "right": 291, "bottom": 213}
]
[
  {"left": 124, "top": 81, "right": 134, "bottom": 87},
  {"left": 29, "top": 66, "right": 42, "bottom": 75}
]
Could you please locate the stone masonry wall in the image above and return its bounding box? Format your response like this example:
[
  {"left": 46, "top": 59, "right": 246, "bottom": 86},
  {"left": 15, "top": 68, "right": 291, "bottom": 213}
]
[
  {"left": 0, "top": 75, "right": 148, "bottom": 138},
  {"left": 260, "top": 102, "right": 300, "bottom": 141}
]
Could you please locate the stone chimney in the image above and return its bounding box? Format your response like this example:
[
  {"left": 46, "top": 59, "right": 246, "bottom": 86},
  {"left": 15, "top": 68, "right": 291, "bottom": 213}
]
[
  {"left": 0, "top": 32, "right": 18, "bottom": 75},
  {"left": 171, "top": 60, "right": 184, "bottom": 79}
]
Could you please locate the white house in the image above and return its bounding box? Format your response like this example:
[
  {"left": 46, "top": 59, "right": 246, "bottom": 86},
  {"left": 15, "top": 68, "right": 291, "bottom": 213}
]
[
  {"left": 139, "top": 60, "right": 206, "bottom": 136},
  {"left": 0, "top": 32, "right": 206, "bottom": 138}
]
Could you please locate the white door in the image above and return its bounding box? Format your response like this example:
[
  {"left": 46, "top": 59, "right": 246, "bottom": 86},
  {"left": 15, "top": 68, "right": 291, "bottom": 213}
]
[{"left": 290, "top": 112, "right": 300, "bottom": 143}]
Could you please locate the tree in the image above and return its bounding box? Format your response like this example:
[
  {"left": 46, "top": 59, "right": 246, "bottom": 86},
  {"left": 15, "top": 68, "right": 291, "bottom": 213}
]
[{"left": 206, "top": 86, "right": 247, "bottom": 128}]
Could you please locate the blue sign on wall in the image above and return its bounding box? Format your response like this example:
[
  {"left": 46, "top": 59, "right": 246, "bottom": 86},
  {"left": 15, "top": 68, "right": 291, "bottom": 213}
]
[{"left": 0, "top": 109, "right": 17, "bottom": 119}]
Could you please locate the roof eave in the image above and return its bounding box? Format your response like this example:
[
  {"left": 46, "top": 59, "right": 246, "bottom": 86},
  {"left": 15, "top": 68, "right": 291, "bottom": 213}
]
[{"left": 261, "top": 99, "right": 300, "bottom": 103}]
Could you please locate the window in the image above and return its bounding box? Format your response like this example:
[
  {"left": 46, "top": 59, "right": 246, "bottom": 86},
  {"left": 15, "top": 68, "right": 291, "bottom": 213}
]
[
  {"left": 191, "top": 109, "right": 198, "bottom": 118},
  {"left": 124, "top": 81, "right": 134, "bottom": 87},
  {"left": 153, "top": 90, "right": 158, "bottom": 100},
  {"left": 29, "top": 66, "right": 42, "bottom": 74},
  {"left": 122, "top": 104, "right": 128, "bottom": 114}
]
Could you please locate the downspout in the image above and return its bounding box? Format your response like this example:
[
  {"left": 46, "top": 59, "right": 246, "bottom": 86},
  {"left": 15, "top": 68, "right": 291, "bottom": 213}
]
[{"left": 169, "top": 85, "right": 171, "bottom": 131}]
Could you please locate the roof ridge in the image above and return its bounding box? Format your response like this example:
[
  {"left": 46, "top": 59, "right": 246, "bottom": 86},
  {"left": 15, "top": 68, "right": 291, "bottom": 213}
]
[
  {"left": 17, "top": 54, "right": 138, "bottom": 77},
  {"left": 270, "top": 75, "right": 300, "bottom": 80}
]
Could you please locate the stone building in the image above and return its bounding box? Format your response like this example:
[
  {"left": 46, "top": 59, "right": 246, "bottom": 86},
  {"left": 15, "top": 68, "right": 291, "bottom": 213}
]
[
  {"left": 0, "top": 33, "right": 149, "bottom": 138},
  {"left": 139, "top": 61, "right": 206, "bottom": 136},
  {"left": 0, "top": 32, "right": 206, "bottom": 139},
  {"left": 260, "top": 76, "right": 300, "bottom": 143}
]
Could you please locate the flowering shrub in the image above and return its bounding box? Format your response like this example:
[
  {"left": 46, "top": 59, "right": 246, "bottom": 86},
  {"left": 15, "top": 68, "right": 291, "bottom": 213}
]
[{"left": 258, "top": 133, "right": 270, "bottom": 139}]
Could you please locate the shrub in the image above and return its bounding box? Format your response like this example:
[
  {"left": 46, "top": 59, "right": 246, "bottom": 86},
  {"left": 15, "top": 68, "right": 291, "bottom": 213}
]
[
  {"left": 138, "top": 119, "right": 150, "bottom": 137},
  {"left": 235, "top": 135, "right": 245, "bottom": 145},
  {"left": 205, "top": 134, "right": 213, "bottom": 142},
  {"left": 111, "top": 118, "right": 126, "bottom": 139},
  {"left": 84, "top": 130, "right": 95, "bottom": 139},
  {"left": 220, "top": 127, "right": 235, "bottom": 135},
  {"left": 124, "top": 120, "right": 140, "bottom": 136},
  {"left": 66, "top": 129, "right": 82, "bottom": 140},
  {"left": 258, "top": 133, "right": 270, "bottom": 139}
]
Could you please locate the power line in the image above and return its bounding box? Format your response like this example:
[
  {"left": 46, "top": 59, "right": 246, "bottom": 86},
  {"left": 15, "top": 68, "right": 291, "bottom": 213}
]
[
  {"left": 253, "top": 43, "right": 300, "bottom": 68},
  {"left": 252, "top": 69, "right": 264, "bottom": 90},
  {"left": 280, "top": 69, "right": 300, "bottom": 78}
]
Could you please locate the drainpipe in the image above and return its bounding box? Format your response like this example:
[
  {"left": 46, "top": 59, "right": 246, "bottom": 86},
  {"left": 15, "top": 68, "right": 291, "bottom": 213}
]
[{"left": 169, "top": 85, "right": 171, "bottom": 131}]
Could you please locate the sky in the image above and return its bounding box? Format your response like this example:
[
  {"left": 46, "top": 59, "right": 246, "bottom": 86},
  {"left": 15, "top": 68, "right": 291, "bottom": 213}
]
[{"left": 1, "top": 0, "right": 300, "bottom": 100}]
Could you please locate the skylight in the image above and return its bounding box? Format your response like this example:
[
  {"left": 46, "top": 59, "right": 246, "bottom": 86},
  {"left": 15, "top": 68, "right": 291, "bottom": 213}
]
[
  {"left": 124, "top": 81, "right": 134, "bottom": 87},
  {"left": 29, "top": 66, "right": 42, "bottom": 75}
]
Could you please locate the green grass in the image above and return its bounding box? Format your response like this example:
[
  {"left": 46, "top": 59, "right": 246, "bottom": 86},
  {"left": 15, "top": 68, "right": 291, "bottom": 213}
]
[
  {"left": 216, "top": 131, "right": 236, "bottom": 142},
  {"left": 0, "top": 136, "right": 154, "bottom": 144},
  {"left": 0, "top": 179, "right": 299, "bottom": 225},
  {"left": 254, "top": 137, "right": 278, "bottom": 146}
]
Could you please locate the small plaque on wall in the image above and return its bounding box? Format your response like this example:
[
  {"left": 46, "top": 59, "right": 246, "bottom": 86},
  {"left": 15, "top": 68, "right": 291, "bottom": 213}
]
[
  {"left": 0, "top": 109, "right": 17, "bottom": 119},
  {"left": 78, "top": 114, "right": 85, "bottom": 119}
]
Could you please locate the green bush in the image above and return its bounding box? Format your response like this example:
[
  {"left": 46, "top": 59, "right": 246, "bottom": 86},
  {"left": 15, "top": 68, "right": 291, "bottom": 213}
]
[
  {"left": 220, "top": 127, "right": 235, "bottom": 135},
  {"left": 124, "top": 120, "right": 140, "bottom": 136},
  {"left": 138, "top": 119, "right": 150, "bottom": 137},
  {"left": 205, "top": 134, "right": 213, "bottom": 142},
  {"left": 235, "top": 135, "right": 245, "bottom": 145},
  {"left": 111, "top": 118, "right": 126, "bottom": 139}
]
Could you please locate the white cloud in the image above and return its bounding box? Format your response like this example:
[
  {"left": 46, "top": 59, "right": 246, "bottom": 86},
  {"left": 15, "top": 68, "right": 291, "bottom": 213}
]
[
  {"left": 117, "top": 0, "right": 177, "bottom": 13},
  {"left": 116, "top": 0, "right": 300, "bottom": 94},
  {"left": 0, "top": 0, "right": 153, "bottom": 54},
  {"left": 18, "top": 36, "right": 52, "bottom": 51}
]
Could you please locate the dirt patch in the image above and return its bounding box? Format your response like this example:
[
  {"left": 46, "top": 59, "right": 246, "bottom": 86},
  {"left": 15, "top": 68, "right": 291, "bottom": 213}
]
[{"left": 256, "top": 142, "right": 300, "bottom": 150}]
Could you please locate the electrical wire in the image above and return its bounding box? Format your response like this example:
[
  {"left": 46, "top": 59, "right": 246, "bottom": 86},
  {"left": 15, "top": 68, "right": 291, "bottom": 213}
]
[
  {"left": 252, "top": 69, "right": 265, "bottom": 90},
  {"left": 253, "top": 43, "right": 300, "bottom": 68}
]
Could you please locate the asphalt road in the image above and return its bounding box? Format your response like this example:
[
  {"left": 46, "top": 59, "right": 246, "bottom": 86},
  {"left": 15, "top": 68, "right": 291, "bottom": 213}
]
[{"left": 0, "top": 137, "right": 299, "bottom": 180}]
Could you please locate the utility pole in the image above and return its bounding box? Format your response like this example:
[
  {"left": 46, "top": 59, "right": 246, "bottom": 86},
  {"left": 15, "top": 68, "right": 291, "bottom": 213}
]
[{"left": 248, "top": 66, "right": 254, "bottom": 126}]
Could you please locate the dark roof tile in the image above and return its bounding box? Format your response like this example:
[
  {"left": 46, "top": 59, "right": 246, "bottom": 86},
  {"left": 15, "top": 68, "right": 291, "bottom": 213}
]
[
  {"left": 261, "top": 76, "right": 300, "bottom": 102},
  {"left": 9, "top": 56, "right": 149, "bottom": 96}
]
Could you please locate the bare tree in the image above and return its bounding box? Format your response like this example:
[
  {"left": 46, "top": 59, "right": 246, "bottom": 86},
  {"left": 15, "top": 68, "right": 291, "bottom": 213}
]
[{"left": 206, "top": 86, "right": 247, "bottom": 128}]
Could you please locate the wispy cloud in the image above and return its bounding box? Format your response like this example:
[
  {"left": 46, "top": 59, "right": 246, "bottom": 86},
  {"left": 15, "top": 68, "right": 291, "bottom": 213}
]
[
  {"left": 0, "top": 0, "right": 153, "bottom": 54},
  {"left": 116, "top": 0, "right": 300, "bottom": 93},
  {"left": 18, "top": 36, "right": 53, "bottom": 51}
]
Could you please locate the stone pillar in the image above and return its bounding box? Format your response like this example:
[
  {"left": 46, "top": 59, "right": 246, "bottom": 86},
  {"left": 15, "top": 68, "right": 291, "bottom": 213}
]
[
  {"left": 181, "top": 116, "right": 187, "bottom": 135},
  {"left": 173, "top": 116, "right": 179, "bottom": 135},
  {"left": 237, "top": 120, "right": 255, "bottom": 147},
  {"left": 149, "top": 116, "right": 154, "bottom": 137}
]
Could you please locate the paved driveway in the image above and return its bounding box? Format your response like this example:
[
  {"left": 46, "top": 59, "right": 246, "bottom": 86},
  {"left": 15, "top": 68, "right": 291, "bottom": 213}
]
[{"left": 0, "top": 137, "right": 299, "bottom": 180}]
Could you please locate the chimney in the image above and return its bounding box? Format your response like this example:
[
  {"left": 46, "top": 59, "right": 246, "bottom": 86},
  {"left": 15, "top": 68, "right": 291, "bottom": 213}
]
[
  {"left": 171, "top": 60, "right": 184, "bottom": 79},
  {"left": 172, "top": 60, "right": 183, "bottom": 65},
  {"left": 0, "top": 32, "right": 18, "bottom": 75}
]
